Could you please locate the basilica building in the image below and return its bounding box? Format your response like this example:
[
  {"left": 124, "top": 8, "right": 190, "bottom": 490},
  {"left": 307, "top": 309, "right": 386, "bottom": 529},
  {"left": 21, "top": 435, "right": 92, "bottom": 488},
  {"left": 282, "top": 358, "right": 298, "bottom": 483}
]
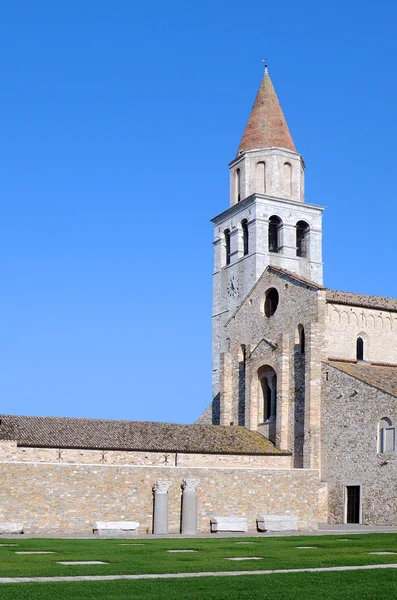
[
  {"left": 0, "top": 69, "right": 396, "bottom": 533},
  {"left": 199, "top": 66, "right": 397, "bottom": 526}
]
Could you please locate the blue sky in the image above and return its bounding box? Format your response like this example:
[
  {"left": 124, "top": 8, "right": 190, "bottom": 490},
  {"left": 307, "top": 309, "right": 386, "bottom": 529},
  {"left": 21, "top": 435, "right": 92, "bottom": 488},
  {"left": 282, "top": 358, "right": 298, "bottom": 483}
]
[{"left": 0, "top": 1, "right": 396, "bottom": 423}]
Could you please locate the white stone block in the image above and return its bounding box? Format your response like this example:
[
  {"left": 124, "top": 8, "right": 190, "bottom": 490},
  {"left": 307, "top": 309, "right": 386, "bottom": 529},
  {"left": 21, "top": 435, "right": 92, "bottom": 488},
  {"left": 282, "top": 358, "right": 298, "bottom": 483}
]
[
  {"left": 211, "top": 516, "right": 248, "bottom": 533},
  {"left": 257, "top": 514, "right": 298, "bottom": 532},
  {"left": 0, "top": 522, "right": 24, "bottom": 534},
  {"left": 93, "top": 521, "right": 140, "bottom": 535}
]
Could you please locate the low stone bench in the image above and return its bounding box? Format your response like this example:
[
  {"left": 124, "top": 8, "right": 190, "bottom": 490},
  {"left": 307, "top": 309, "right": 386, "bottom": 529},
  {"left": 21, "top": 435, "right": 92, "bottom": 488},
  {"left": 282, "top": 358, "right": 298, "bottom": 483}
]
[
  {"left": 210, "top": 516, "right": 248, "bottom": 533},
  {"left": 257, "top": 514, "right": 298, "bottom": 532},
  {"left": 93, "top": 521, "right": 140, "bottom": 535},
  {"left": 0, "top": 522, "right": 24, "bottom": 534}
]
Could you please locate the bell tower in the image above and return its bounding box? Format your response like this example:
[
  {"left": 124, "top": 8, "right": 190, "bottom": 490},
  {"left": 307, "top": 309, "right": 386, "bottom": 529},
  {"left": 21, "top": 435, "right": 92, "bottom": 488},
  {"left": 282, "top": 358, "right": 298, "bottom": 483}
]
[{"left": 211, "top": 66, "right": 324, "bottom": 403}]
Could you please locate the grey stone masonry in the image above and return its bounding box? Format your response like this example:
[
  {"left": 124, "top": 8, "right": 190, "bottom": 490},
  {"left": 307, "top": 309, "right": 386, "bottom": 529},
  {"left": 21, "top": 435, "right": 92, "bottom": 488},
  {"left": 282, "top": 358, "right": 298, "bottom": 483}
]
[{"left": 322, "top": 363, "right": 397, "bottom": 525}]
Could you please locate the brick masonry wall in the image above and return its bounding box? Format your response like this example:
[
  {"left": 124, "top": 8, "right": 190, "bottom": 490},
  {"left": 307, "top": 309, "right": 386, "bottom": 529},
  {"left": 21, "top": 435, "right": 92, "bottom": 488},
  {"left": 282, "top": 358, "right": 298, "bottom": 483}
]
[
  {"left": 0, "top": 462, "right": 320, "bottom": 533},
  {"left": 321, "top": 364, "right": 397, "bottom": 525}
]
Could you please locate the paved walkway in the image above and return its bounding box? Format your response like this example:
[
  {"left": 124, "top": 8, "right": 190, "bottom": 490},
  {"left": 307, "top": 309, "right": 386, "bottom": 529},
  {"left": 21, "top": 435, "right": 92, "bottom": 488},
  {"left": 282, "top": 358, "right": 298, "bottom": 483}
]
[
  {"left": 1, "top": 563, "right": 397, "bottom": 584},
  {"left": 5, "top": 524, "right": 397, "bottom": 539}
]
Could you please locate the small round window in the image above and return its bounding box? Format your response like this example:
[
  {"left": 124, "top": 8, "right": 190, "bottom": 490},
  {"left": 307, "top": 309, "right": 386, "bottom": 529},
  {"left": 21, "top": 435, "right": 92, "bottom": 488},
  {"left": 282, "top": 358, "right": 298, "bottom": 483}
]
[{"left": 264, "top": 288, "right": 279, "bottom": 317}]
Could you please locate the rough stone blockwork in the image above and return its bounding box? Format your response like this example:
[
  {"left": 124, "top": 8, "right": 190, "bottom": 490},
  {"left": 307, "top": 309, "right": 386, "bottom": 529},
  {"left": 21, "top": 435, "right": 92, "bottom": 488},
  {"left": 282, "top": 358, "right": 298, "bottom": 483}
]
[
  {"left": 322, "top": 364, "right": 397, "bottom": 525},
  {"left": 0, "top": 463, "right": 320, "bottom": 534}
]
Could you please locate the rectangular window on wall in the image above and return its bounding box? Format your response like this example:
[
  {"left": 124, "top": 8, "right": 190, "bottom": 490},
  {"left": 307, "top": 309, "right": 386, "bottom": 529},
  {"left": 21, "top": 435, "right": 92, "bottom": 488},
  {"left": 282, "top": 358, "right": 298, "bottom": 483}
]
[{"left": 346, "top": 486, "right": 361, "bottom": 524}]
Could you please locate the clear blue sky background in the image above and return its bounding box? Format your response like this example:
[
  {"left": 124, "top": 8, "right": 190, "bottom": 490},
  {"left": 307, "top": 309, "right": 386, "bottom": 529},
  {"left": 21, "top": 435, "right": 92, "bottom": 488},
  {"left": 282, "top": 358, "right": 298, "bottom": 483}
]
[{"left": 0, "top": 1, "right": 396, "bottom": 423}]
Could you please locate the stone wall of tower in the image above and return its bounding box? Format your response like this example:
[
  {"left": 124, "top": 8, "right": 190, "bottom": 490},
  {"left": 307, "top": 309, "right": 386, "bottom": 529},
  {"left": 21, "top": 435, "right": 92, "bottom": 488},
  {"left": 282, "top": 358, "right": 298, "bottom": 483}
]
[
  {"left": 212, "top": 197, "right": 258, "bottom": 400},
  {"left": 212, "top": 194, "right": 324, "bottom": 402},
  {"left": 230, "top": 148, "right": 304, "bottom": 206},
  {"left": 220, "top": 269, "right": 326, "bottom": 469}
]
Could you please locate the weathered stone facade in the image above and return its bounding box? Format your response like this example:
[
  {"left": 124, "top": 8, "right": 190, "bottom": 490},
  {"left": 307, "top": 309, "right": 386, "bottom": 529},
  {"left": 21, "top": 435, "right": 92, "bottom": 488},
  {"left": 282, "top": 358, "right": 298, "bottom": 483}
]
[
  {"left": 322, "top": 364, "right": 397, "bottom": 525},
  {"left": 216, "top": 267, "right": 326, "bottom": 471},
  {"left": 0, "top": 461, "right": 320, "bottom": 533},
  {"left": 326, "top": 302, "right": 397, "bottom": 364}
]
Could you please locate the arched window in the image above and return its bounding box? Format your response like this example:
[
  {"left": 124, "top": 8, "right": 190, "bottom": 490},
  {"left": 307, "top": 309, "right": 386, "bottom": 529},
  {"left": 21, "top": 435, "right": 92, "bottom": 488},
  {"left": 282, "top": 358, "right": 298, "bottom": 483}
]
[
  {"left": 261, "top": 377, "right": 272, "bottom": 420},
  {"left": 356, "top": 337, "right": 364, "bottom": 361},
  {"left": 256, "top": 161, "right": 266, "bottom": 194},
  {"left": 283, "top": 162, "right": 292, "bottom": 197},
  {"left": 268, "top": 215, "right": 282, "bottom": 253},
  {"left": 264, "top": 288, "right": 279, "bottom": 318},
  {"left": 258, "top": 366, "right": 277, "bottom": 421},
  {"left": 224, "top": 229, "right": 231, "bottom": 265},
  {"left": 296, "top": 221, "right": 310, "bottom": 257},
  {"left": 298, "top": 324, "right": 305, "bottom": 353},
  {"left": 241, "top": 219, "right": 249, "bottom": 256},
  {"left": 235, "top": 169, "right": 241, "bottom": 203},
  {"left": 378, "top": 418, "right": 396, "bottom": 454}
]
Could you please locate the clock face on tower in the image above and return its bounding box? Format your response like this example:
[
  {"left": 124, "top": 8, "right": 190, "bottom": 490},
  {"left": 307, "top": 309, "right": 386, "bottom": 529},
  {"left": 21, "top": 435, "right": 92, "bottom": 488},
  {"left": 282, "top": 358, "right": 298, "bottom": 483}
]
[{"left": 227, "top": 275, "right": 239, "bottom": 298}]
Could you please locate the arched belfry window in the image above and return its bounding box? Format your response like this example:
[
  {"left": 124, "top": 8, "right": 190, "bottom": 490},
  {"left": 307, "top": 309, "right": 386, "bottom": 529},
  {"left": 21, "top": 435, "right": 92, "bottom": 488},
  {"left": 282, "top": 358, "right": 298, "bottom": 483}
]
[
  {"left": 268, "top": 216, "right": 282, "bottom": 253},
  {"left": 235, "top": 169, "right": 241, "bottom": 203},
  {"left": 256, "top": 161, "right": 266, "bottom": 194},
  {"left": 298, "top": 324, "right": 305, "bottom": 353},
  {"left": 224, "top": 229, "right": 231, "bottom": 266},
  {"left": 241, "top": 219, "right": 249, "bottom": 256},
  {"left": 356, "top": 336, "right": 364, "bottom": 361},
  {"left": 283, "top": 162, "right": 292, "bottom": 197},
  {"left": 261, "top": 377, "right": 272, "bottom": 421},
  {"left": 296, "top": 221, "right": 310, "bottom": 258}
]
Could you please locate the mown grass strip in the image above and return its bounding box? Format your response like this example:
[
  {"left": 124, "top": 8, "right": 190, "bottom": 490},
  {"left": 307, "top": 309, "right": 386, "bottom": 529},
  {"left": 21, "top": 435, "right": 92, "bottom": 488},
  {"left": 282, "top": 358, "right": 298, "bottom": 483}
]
[
  {"left": 0, "top": 569, "right": 396, "bottom": 600},
  {"left": 0, "top": 533, "right": 395, "bottom": 578}
]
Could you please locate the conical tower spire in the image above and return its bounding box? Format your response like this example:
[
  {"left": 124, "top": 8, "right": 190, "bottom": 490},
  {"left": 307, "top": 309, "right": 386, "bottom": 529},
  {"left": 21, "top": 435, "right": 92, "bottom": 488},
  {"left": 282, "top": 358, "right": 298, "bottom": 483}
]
[{"left": 237, "top": 68, "right": 296, "bottom": 156}]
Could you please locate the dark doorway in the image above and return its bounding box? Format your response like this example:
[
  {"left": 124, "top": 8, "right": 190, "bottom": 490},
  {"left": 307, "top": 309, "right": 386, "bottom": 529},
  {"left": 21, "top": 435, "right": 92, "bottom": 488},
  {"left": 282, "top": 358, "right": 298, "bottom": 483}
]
[
  {"left": 346, "top": 486, "right": 361, "bottom": 523},
  {"left": 356, "top": 337, "right": 364, "bottom": 361}
]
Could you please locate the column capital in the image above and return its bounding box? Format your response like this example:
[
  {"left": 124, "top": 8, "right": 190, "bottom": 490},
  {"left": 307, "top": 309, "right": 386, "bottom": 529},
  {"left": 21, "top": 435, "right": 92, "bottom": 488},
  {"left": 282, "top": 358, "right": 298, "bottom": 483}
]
[
  {"left": 152, "top": 481, "right": 171, "bottom": 494},
  {"left": 181, "top": 478, "right": 200, "bottom": 492}
]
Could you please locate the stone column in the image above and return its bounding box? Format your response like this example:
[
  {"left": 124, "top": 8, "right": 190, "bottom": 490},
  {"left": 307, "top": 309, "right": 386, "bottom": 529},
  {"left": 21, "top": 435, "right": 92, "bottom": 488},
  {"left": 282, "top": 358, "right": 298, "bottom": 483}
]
[
  {"left": 181, "top": 478, "right": 200, "bottom": 535},
  {"left": 152, "top": 481, "right": 171, "bottom": 535}
]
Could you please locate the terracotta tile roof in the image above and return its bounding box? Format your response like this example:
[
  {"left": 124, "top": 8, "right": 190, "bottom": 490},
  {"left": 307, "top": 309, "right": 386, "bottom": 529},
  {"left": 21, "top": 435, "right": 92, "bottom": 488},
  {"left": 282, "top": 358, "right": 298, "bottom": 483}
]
[
  {"left": 326, "top": 289, "right": 397, "bottom": 312},
  {"left": 327, "top": 361, "right": 397, "bottom": 398},
  {"left": 0, "top": 415, "right": 287, "bottom": 455},
  {"left": 237, "top": 70, "right": 296, "bottom": 156}
]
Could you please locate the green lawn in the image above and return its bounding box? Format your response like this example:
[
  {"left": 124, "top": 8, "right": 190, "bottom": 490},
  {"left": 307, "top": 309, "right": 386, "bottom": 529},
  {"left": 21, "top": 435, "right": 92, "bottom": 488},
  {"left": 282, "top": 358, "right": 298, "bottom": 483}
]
[
  {"left": 0, "top": 534, "right": 396, "bottom": 578},
  {"left": 1, "top": 570, "right": 397, "bottom": 600}
]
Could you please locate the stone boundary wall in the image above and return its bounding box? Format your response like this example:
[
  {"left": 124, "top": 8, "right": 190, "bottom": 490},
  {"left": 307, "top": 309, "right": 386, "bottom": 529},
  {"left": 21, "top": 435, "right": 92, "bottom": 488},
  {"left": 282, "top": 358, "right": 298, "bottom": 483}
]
[
  {"left": 0, "top": 442, "right": 291, "bottom": 469},
  {"left": 0, "top": 462, "right": 320, "bottom": 533}
]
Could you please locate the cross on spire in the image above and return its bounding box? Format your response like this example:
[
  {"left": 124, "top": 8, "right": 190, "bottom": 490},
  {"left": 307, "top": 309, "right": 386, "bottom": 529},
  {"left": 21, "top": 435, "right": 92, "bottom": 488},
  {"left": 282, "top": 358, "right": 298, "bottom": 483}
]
[{"left": 262, "top": 58, "right": 268, "bottom": 74}]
